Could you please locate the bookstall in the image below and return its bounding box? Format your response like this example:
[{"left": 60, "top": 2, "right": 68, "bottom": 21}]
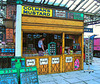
[{"left": 21, "top": 5, "right": 84, "bottom": 75}]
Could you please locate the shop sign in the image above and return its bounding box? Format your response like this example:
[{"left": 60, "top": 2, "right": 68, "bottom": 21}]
[
  {"left": 26, "top": 59, "right": 35, "bottom": 66},
  {"left": 40, "top": 58, "right": 48, "bottom": 65},
  {"left": 67, "top": 12, "right": 74, "bottom": 19},
  {"left": 22, "top": 6, "right": 52, "bottom": 17},
  {"left": 84, "top": 28, "right": 93, "bottom": 33},
  {"left": 52, "top": 57, "right": 60, "bottom": 64},
  {"left": 66, "top": 57, "right": 72, "bottom": 63},
  {"left": 55, "top": 10, "right": 66, "bottom": 18},
  {"left": 74, "top": 12, "right": 84, "bottom": 20}
]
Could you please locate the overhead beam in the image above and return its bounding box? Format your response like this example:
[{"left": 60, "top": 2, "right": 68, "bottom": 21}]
[
  {"left": 69, "top": 0, "right": 76, "bottom": 9},
  {"left": 83, "top": 0, "right": 94, "bottom": 10},
  {"left": 64, "top": 0, "right": 70, "bottom": 7},
  {"left": 89, "top": 6, "right": 99, "bottom": 13},
  {"left": 73, "top": 0, "right": 84, "bottom": 11},
  {"left": 85, "top": 3, "right": 96, "bottom": 12},
  {"left": 58, "top": 0, "right": 63, "bottom": 6},
  {"left": 78, "top": 0, "right": 89, "bottom": 11},
  {"left": 52, "top": 0, "right": 57, "bottom": 5},
  {"left": 95, "top": 9, "right": 100, "bottom": 14}
]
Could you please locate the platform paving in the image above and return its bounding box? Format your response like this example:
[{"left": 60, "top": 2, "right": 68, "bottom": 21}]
[{"left": 38, "top": 57, "right": 100, "bottom": 84}]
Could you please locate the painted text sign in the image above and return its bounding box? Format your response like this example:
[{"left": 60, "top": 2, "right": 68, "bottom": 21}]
[
  {"left": 26, "top": 59, "right": 35, "bottom": 66},
  {"left": 66, "top": 57, "right": 73, "bottom": 63},
  {"left": 0, "top": 73, "right": 18, "bottom": 84},
  {"left": 22, "top": 6, "right": 52, "bottom": 17},
  {"left": 52, "top": 57, "right": 60, "bottom": 64},
  {"left": 55, "top": 10, "right": 66, "bottom": 18},
  {"left": 40, "top": 58, "right": 48, "bottom": 65}
]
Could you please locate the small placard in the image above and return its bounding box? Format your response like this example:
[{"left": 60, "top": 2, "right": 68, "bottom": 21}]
[
  {"left": 66, "top": 57, "right": 72, "bottom": 63},
  {"left": 40, "top": 58, "right": 48, "bottom": 65},
  {"left": 26, "top": 59, "right": 35, "bottom": 66},
  {"left": 56, "top": 10, "right": 66, "bottom": 18},
  {"left": 52, "top": 57, "right": 60, "bottom": 64}
]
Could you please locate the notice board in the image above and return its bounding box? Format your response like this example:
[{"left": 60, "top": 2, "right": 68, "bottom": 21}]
[
  {"left": 20, "top": 66, "right": 39, "bottom": 84},
  {"left": 0, "top": 68, "right": 18, "bottom": 84}
]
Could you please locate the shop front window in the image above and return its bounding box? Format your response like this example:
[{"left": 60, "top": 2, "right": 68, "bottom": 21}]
[
  {"left": 23, "top": 33, "right": 62, "bottom": 57},
  {"left": 65, "top": 34, "right": 82, "bottom": 55}
]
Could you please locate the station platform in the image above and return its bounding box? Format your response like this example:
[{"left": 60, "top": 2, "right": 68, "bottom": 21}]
[{"left": 38, "top": 57, "right": 100, "bottom": 84}]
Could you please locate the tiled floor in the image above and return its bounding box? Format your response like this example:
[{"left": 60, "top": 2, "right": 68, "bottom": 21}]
[{"left": 38, "top": 57, "right": 100, "bottom": 84}]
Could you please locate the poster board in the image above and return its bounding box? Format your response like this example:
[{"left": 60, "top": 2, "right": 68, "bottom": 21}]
[
  {"left": 20, "top": 66, "right": 39, "bottom": 84},
  {"left": 0, "top": 68, "right": 18, "bottom": 84}
]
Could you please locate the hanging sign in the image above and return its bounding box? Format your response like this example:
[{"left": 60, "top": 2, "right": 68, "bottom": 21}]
[
  {"left": 66, "top": 57, "right": 73, "bottom": 63},
  {"left": 84, "top": 28, "right": 93, "bottom": 33},
  {"left": 22, "top": 6, "right": 52, "bottom": 17},
  {"left": 26, "top": 59, "right": 35, "bottom": 66},
  {"left": 55, "top": 10, "right": 66, "bottom": 18},
  {"left": 52, "top": 57, "right": 60, "bottom": 64},
  {"left": 40, "top": 58, "right": 48, "bottom": 65}
]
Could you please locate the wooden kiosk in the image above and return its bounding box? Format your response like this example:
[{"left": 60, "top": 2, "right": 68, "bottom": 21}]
[{"left": 21, "top": 5, "right": 84, "bottom": 75}]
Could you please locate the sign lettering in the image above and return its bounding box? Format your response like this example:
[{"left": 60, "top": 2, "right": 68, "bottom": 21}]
[
  {"left": 22, "top": 6, "right": 52, "bottom": 17},
  {"left": 52, "top": 57, "right": 60, "bottom": 64},
  {"left": 40, "top": 58, "right": 48, "bottom": 65},
  {"left": 66, "top": 57, "right": 73, "bottom": 63},
  {"left": 26, "top": 59, "right": 35, "bottom": 66}
]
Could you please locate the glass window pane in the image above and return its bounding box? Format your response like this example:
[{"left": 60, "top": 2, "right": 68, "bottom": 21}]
[
  {"left": 88, "top": 6, "right": 98, "bottom": 13},
  {"left": 92, "top": 7, "right": 100, "bottom": 13},
  {"left": 82, "top": 0, "right": 94, "bottom": 9},
  {"left": 69, "top": 5, "right": 76, "bottom": 10},
  {"left": 67, "top": 1, "right": 74, "bottom": 8},
  {"left": 27, "top": 0, "right": 34, "bottom": 2},
  {"left": 48, "top": 0, "right": 55, "bottom": 5},
  {"left": 35, "top": 0, "right": 41, "bottom": 3},
  {"left": 75, "top": 0, "right": 88, "bottom": 11},
  {"left": 84, "top": 1, "right": 97, "bottom": 12},
  {"left": 54, "top": 0, "right": 63, "bottom": 6},
  {"left": 60, "top": 0, "right": 69, "bottom": 6},
  {"left": 44, "top": 0, "right": 49, "bottom": 4},
  {"left": 69, "top": 0, "right": 81, "bottom": 10}
]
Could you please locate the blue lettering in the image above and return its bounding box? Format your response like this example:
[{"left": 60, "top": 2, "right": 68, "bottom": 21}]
[
  {"left": 43, "top": 13, "right": 46, "bottom": 16},
  {"left": 39, "top": 12, "right": 43, "bottom": 15},
  {"left": 43, "top": 9, "right": 46, "bottom": 12},
  {"left": 47, "top": 9, "right": 50, "bottom": 12},
  {"left": 31, "top": 7, "right": 34, "bottom": 11},
  {"left": 23, "top": 6, "right": 27, "bottom": 10},
  {"left": 35, "top": 8, "right": 39, "bottom": 11},
  {"left": 36, "top": 12, "right": 39, "bottom": 15},
  {"left": 47, "top": 13, "right": 50, "bottom": 16},
  {"left": 28, "top": 11, "right": 32, "bottom": 14},
  {"left": 28, "top": 7, "right": 31, "bottom": 10},
  {"left": 40, "top": 8, "right": 43, "bottom": 11},
  {"left": 33, "top": 12, "right": 36, "bottom": 15},
  {"left": 24, "top": 10, "right": 27, "bottom": 13}
]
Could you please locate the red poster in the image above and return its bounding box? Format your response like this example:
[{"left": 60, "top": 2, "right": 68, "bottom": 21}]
[
  {"left": 6, "top": 28, "right": 13, "bottom": 40},
  {"left": 6, "top": 5, "right": 16, "bottom": 19}
]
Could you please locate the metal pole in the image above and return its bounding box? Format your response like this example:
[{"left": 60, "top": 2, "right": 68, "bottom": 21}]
[{"left": 15, "top": 5, "right": 22, "bottom": 57}]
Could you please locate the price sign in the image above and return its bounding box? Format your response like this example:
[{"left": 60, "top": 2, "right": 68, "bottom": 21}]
[
  {"left": 26, "top": 59, "right": 35, "bottom": 66},
  {"left": 40, "top": 58, "right": 48, "bottom": 65},
  {"left": 66, "top": 57, "right": 73, "bottom": 63},
  {"left": 52, "top": 57, "right": 60, "bottom": 64}
]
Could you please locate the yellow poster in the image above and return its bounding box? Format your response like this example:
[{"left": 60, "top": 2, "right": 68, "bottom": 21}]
[{"left": 22, "top": 6, "right": 52, "bottom": 17}]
